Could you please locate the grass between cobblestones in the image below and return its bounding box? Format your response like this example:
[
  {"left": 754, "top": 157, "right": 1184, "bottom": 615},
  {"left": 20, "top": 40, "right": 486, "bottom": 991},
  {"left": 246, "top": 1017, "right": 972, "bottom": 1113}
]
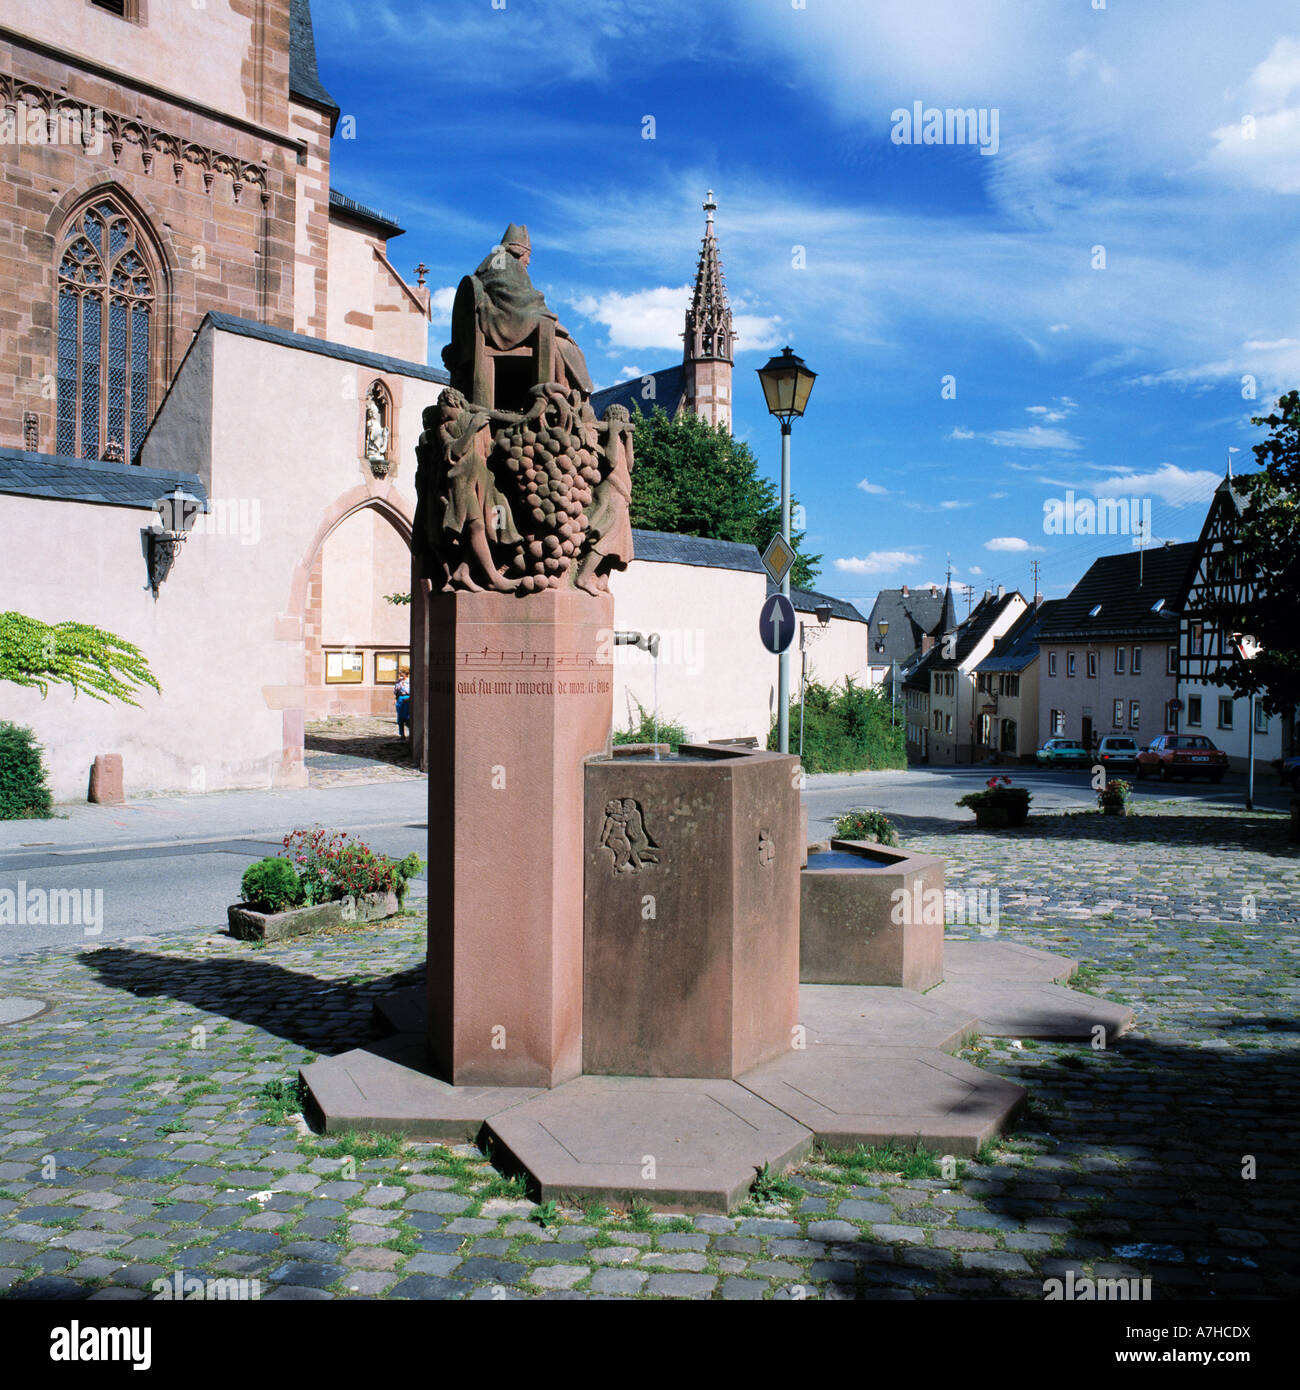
[{"left": 0, "top": 803, "right": 1295, "bottom": 1300}]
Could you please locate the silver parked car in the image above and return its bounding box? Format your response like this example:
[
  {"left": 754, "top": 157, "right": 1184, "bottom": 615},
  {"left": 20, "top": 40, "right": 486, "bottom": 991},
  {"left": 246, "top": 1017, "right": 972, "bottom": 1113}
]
[{"left": 1096, "top": 735, "right": 1140, "bottom": 771}]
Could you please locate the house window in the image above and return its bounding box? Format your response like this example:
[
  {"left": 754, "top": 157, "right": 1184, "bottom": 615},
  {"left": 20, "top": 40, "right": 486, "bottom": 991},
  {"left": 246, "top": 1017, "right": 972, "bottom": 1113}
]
[
  {"left": 1004, "top": 674, "right": 1019, "bottom": 697},
  {"left": 1116, "top": 647, "right": 1126, "bottom": 674},
  {"left": 1166, "top": 702, "right": 1178, "bottom": 732},
  {"left": 1113, "top": 699, "right": 1123, "bottom": 727},
  {"left": 1129, "top": 700, "right": 1140, "bottom": 728},
  {"left": 1190, "top": 623, "right": 1203, "bottom": 655},
  {"left": 1167, "top": 644, "right": 1178, "bottom": 675},
  {"left": 1067, "top": 653, "right": 1076, "bottom": 677},
  {"left": 91, "top": 0, "right": 129, "bottom": 14},
  {"left": 1255, "top": 703, "right": 1268, "bottom": 734},
  {"left": 1218, "top": 698, "right": 1234, "bottom": 729},
  {"left": 1049, "top": 652, "right": 1057, "bottom": 677},
  {"left": 1086, "top": 651, "right": 1098, "bottom": 678},
  {"left": 1187, "top": 696, "right": 1202, "bottom": 727},
  {"left": 945, "top": 713, "right": 953, "bottom": 734},
  {"left": 1051, "top": 709, "right": 1065, "bottom": 736},
  {"left": 980, "top": 714, "right": 991, "bottom": 743},
  {"left": 1132, "top": 647, "right": 1143, "bottom": 674},
  {"left": 56, "top": 194, "right": 158, "bottom": 462}
]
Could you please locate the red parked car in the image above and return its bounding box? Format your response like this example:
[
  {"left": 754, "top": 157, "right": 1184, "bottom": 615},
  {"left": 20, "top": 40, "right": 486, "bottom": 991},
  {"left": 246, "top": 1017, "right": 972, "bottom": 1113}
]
[{"left": 1135, "top": 734, "right": 1229, "bottom": 783}]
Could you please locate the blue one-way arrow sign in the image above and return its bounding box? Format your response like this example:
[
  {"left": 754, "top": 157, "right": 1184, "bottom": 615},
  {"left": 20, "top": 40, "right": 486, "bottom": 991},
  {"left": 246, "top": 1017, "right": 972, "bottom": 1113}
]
[{"left": 759, "top": 593, "right": 796, "bottom": 655}]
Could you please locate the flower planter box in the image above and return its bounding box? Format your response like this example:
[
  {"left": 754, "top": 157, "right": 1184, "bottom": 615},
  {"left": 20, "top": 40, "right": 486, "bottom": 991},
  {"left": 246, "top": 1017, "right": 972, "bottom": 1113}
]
[
  {"left": 227, "top": 891, "right": 401, "bottom": 942},
  {"left": 1100, "top": 803, "right": 1128, "bottom": 817},
  {"left": 970, "top": 803, "right": 1028, "bottom": 828}
]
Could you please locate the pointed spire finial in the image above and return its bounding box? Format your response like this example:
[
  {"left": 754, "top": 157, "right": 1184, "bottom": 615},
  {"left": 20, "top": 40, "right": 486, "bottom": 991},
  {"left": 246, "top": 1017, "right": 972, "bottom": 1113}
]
[{"left": 704, "top": 189, "right": 716, "bottom": 227}]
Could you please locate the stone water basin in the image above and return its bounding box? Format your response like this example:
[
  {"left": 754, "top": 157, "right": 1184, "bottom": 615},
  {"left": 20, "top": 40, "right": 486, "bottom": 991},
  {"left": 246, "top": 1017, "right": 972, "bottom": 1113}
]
[{"left": 800, "top": 838, "right": 946, "bottom": 991}]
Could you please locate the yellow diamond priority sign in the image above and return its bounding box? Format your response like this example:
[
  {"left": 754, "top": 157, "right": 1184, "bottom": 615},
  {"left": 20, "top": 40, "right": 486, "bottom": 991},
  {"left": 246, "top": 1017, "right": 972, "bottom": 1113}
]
[{"left": 761, "top": 533, "right": 797, "bottom": 587}]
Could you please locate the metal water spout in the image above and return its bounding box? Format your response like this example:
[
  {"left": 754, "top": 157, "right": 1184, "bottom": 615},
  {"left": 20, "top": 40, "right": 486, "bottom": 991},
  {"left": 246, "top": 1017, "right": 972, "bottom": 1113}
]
[{"left": 613, "top": 630, "right": 660, "bottom": 657}]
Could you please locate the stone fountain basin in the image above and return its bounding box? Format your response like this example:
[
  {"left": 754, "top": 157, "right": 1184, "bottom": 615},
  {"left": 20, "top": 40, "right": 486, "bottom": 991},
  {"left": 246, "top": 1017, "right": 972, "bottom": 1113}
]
[
  {"left": 583, "top": 742, "right": 801, "bottom": 1079},
  {"left": 800, "top": 838, "right": 946, "bottom": 991}
]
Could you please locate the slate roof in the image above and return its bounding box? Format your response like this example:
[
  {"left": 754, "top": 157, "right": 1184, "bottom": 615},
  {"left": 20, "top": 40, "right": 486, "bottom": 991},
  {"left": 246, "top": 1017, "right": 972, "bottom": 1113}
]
[
  {"left": 590, "top": 365, "right": 685, "bottom": 421},
  {"left": 977, "top": 599, "right": 1063, "bottom": 672},
  {"left": 330, "top": 190, "right": 404, "bottom": 240},
  {"left": 630, "top": 528, "right": 764, "bottom": 573},
  {"left": 0, "top": 447, "right": 208, "bottom": 511},
  {"left": 202, "top": 312, "right": 447, "bottom": 383},
  {"left": 863, "top": 586, "right": 949, "bottom": 666},
  {"left": 1037, "top": 542, "right": 1200, "bottom": 642},
  {"left": 901, "top": 591, "right": 1024, "bottom": 690},
  {"left": 766, "top": 580, "right": 866, "bottom": 624},
  {"left": 289, "top": 0, "right": 339, "bottom": 120}
]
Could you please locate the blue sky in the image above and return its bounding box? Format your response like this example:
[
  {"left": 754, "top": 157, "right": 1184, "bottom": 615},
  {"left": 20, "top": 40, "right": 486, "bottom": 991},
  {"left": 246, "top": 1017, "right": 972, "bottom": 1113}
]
[{"left": 316, "top": 0, "right": 1300, "bottom": 609}]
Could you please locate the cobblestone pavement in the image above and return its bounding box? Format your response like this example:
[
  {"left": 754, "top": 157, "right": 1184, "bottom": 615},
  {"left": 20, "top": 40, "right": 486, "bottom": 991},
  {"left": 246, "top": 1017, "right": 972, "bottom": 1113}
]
[
  {"left": 305, "top": 718, "right": 424, "bottom": 790},
  {"left": 0, "top": 802, "right": 1295, "bottom": 1301}
]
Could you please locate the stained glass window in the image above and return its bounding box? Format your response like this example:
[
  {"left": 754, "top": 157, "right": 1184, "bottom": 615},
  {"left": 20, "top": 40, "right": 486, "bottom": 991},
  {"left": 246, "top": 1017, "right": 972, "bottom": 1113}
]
[{"left": 55, "top": 195, "right": 157, "bottom": 461}]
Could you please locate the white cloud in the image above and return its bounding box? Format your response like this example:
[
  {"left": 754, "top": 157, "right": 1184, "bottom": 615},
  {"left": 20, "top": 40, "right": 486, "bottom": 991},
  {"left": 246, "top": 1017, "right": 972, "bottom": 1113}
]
[
  {"left": 947, "top": 427, "right": 976, "bottom": 440},
  {"left": 990, "top": 491, "right": 1009, "bottom": 500},
  {"left": 1202, "top": 37, "right": 1300, "bottom": 193},
  {"left": 572, "top": 285, "right": 692, "bottom": 351},
  {"left": 969, "top": 565, "right": 984, "bottom": 575},
  {"left": 618, "top": 365, "right": 644, "bottom": 381},
  {"left": 733, "top": 313, "right": 784, "bottom": 353},
  {"left": 939, "top": 499, "right": 971, "bottom": 510},
  {"left": 835, "top": 550, "right": 925, "bottom": 574},
  {"left": 856, "top": 479, "right": 890, "bottom": 495},
  {"left": 1085, "top": 463, "right": 1221, "bottom": 506},
  {"left": 428, "top": 285, "right": 457, "bottom": 327},
  {"left": 986, "top": 425, "right": 1082, "bottom": 450},
  {"left": 1025, "top": 395, "right": 1077, "bottom": 423},
  {"left": 985, "top": 536, "right": 1045, "bottom": 552}
]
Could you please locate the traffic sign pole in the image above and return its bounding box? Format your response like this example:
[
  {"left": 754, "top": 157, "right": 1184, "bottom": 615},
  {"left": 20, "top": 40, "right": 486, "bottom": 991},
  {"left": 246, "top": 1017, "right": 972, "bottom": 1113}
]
[{"left": 778, "top": 422, "right": 792, "bottom": 754}]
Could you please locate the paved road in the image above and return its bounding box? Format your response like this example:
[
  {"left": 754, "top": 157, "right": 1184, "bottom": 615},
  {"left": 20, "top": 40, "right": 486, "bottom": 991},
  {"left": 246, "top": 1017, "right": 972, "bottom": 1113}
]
[{"left": 0, "top": 764, "right": 1287, "bottom": 958}]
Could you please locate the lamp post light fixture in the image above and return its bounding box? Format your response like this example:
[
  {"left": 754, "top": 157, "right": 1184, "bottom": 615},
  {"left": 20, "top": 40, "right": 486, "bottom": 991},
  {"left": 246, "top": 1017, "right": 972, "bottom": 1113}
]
[
  {"left": 875, "top": 617, "right": 890, "bottom": 654},
  {"left": 797, "top": 601, "right": 833, "bottom": 760},
  {"left": 756, "top": 346, "right": 817, "bottom": 754},
  {"left": 146, "top": 486, "right": 201, "bottom": 595}
]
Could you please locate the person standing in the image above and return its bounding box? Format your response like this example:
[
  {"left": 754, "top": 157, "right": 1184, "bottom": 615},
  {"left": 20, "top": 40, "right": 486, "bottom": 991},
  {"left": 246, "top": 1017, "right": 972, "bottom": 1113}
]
[{"left": 394, "top": 668, "right": 411, "bottom": 741}]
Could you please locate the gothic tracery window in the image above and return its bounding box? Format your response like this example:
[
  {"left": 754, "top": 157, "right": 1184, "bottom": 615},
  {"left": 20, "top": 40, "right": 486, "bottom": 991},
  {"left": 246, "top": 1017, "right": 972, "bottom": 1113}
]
[{"left": 56, "top": 195, "right": 157, "bottom": 462}]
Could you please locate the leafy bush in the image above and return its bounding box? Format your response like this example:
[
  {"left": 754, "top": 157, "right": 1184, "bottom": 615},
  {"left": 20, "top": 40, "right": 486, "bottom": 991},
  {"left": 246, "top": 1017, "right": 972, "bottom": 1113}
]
[
  {"left": 612, "top": 696, "right": 688, "bottom": 751},
  {"left": 0, "top": 612, "right": 159, "bottom": 705},
  {"left": 279, "top": 827, "right": 424, "bottom": 906},
  {"left": 240, "top": 857, "right": 304, "bottom": 914},
  {"left": 771, "top": 677, "right": 905, "bottom": 773},
  {"left": 957, "top": 776, "right": 1032, "bottom": 810},
  {"left": 832, "top": 808, "right": 899, "bottom": 846},
  {"left": 0, "top": 722, "right": 54, "bottom": 820}
]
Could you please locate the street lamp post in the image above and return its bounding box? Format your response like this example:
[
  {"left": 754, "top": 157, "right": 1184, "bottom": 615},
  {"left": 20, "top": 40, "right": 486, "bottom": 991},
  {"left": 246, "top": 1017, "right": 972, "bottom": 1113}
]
[{"left": 757, "top": 347, "right": 817, "bottom": 754}]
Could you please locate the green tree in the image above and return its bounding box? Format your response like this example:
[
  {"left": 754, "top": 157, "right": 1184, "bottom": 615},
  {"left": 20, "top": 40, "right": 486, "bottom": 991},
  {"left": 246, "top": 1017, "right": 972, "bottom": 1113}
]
[
  {"left": 0, "top": 613, "right": 160, "bottom": 705},
  {"left": 1203, "top": 391, "right": 1300, "bottom": 719},
  {"left": 630, "top": 407, "right": 821, "bottom": 587}
]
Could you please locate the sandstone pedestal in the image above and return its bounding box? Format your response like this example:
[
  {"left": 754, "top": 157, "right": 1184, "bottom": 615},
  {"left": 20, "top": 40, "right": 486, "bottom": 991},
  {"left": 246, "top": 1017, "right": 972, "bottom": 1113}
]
[
  {"left": 425, "top": 588, "right": 613, "bottom": 1088},
  {"left": 583, "top": 744, "right": 801, "bottom": 1079},
  {"left": 88, "top": 753, "right": 123, "bottom": 805}
]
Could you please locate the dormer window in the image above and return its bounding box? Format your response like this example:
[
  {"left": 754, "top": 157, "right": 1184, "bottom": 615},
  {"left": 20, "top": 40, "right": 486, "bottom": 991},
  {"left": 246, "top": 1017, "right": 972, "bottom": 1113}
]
[
  {"left": 1151, "top": 598, "right": 1165, "bottom": 613},
  {"left": 1088, "top": 603, "right": 1102, "bottom": 617}
]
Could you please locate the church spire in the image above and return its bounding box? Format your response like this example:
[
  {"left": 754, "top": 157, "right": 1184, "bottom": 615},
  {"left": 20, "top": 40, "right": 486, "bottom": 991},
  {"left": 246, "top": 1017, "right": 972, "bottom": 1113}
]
[
  {"left": 683, "top": 190, "right": 735, "bottom": 368},
  {"left": 682, "top": 191, "right": 736, "bottom": 428}
]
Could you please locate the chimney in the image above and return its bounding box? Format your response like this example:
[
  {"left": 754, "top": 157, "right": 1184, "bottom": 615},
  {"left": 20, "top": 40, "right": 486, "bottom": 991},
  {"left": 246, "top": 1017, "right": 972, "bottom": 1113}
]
[
  {"left": 983, "top": 588, "right": 992, "bottom": 604},
  {"left": 997, "top": 583, "right": 1005, "bottom": 600},
  {"left": 900, "top": 584, "right": 908, "bottom": 597},
  {"left": 1034, "top": 591, "right": 1043, "bottom": 611},
  {"left": 929, "top": 584, "right": 938, "bottom": 597}
]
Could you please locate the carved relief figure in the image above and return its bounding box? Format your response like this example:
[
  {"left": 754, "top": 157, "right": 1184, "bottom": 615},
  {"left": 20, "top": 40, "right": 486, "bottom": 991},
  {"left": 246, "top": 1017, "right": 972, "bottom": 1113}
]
[
  {"left": 599, "top": 798, "right": 660, "bottom": 874},
  {"left": 575, "top": 403, "right": 635, "bottom": 595}
]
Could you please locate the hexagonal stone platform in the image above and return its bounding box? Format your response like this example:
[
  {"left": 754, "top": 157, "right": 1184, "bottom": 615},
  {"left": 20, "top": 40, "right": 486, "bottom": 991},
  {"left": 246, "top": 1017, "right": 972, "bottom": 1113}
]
[
  {"left": 799, "top": 983, "right": 978, "bottom": 1053},
  {"left": 943, "top": 939, "right": 1077, "bottom": 983},
  {"left": 928, "top": 980, "right": 1133, "bottom": 1041},
  {"left": 485, "top": 1076, "right": 813, "bottom": 1212},
  {"left": 738, "top": 1046, "right": 1026, "bottom": 1155},
  {"left": 300, "top": 1033, "right": 542, "bottom": 1141}
]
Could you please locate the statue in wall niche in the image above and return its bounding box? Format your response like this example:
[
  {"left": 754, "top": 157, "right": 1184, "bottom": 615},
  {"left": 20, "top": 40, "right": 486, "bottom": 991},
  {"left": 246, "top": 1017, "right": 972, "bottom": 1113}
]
[
  {"left": 415, "top": 224, "right": 635, "bottom": 595},
  {"left": 365, "top": 386, "right": 390, "bottom": 462}
]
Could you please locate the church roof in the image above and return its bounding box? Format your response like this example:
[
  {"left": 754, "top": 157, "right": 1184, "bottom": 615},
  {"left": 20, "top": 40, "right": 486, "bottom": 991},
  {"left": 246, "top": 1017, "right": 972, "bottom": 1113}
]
[
  {"left": 289, "top": 0, "right": 340, "bottom": 123},
  {"left": 590, "top": 365, "right": 685, "bottom": 421},
  {"left": 0, "top": 447, "right": 208, "bottom": 512},
  {"left": 200, "top": 312, "right": 448, "bottom": 383},
  {"left": 631, "top": 528, "right": 764, "bottom": 573},
  {"left": 766, "top": 581, "right": 867, "bottom": 624},
  {"left": 330, "top": 189, "right": 405, "bottom": 239}
]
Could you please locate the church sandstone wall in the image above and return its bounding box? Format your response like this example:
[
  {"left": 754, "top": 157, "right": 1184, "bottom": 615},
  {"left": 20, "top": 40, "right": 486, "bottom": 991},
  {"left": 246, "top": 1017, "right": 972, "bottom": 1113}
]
[{"left": 0, "top": 32, "right": 298, "bottom": 456}]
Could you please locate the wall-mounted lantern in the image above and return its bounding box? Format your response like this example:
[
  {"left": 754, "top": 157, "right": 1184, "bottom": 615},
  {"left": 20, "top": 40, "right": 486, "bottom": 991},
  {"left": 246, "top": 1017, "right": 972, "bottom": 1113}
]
[{"left": 145, "top": 486, "right": 201, "bottom": 595}]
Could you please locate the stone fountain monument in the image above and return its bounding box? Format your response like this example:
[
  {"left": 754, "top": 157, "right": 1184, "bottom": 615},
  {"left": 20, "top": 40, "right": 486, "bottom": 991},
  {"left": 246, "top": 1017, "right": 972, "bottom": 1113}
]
[{"left": 301, "top": 225, "right": 1133, "bottom": 1212}]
